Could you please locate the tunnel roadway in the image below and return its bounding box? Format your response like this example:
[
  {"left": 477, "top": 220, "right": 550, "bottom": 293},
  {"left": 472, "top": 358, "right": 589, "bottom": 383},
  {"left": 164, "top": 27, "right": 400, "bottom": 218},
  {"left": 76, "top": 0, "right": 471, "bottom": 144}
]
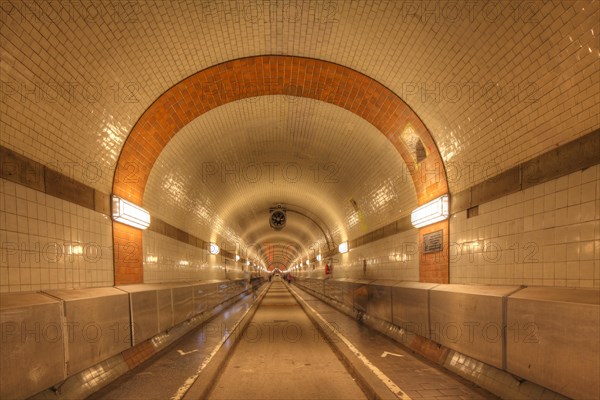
[
  {"left": 205, "top": 280, "right": 366, "bottom": 399},
  {"left": 89, "top": 278, "right": 496, "bottom": 400}
]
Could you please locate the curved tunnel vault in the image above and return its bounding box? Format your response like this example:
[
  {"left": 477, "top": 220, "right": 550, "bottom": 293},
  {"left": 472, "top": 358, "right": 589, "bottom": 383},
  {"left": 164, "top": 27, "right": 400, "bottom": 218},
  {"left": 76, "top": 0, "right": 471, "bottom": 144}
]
[
  {"left": 112, "top": 55, "right": 449, "bottom": 283},
  {"left": 1, "top": 3, "right": 598, "bottom": 399},
  {"left": 144, "top": 97, "right": 418, "bottom": 271}
]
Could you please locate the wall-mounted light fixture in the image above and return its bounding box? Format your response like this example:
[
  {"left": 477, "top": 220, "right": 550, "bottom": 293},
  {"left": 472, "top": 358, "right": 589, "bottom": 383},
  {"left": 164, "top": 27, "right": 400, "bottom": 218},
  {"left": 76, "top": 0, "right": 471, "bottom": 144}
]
[
  {"left": 111, "top": 195, "right": 151, "bottom": 229},
  {"left": 338, "top": 241, "right": 349, "bottom": 254},
  {"left": 66, "top": 244, "right": 83, "bottom": 256},
  {"left": 411, "top": 194, "right": 449, "bottom": 228},
  {"left": 209, "top": 243, "right": 220, "bottom": 255},
  {"left": 316, "top": 254, "right": 322, "bottom": 262},
  {"left": 235, "top": 255, "right": 240, "bottom": 261}
]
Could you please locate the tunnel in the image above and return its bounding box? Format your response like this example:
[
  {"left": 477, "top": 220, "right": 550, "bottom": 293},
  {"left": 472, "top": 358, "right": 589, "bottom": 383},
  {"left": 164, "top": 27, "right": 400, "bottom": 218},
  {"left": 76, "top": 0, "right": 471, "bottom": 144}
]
[{"left": 0, "top": 1, "right": 599, "bottom": 399}]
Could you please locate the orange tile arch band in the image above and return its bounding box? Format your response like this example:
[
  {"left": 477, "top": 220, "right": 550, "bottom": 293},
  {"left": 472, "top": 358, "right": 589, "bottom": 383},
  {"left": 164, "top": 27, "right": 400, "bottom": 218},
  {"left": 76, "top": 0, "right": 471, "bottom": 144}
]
[{"left": 112, "top": 55, "right": 450, "bottom": 284}]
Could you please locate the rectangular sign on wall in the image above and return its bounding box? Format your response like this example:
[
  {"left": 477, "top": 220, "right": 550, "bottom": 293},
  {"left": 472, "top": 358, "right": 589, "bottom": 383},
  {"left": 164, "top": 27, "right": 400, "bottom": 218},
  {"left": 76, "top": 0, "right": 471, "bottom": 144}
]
[{"left": 423, "top": 230, "right": 443, "bottom": 253}]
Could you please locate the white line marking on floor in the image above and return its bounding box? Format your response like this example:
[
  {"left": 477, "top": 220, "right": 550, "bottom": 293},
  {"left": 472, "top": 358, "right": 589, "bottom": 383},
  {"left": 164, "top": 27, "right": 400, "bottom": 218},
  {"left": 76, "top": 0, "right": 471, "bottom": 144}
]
[
  {"left": 291, "top": 287, "right": 412, "bottom": 400},
  {"left": 177, "top": 349, "right": 199, "bottom": 356},
  {"left": 381, "top": 351, "right": 404, "bottom": 358},
  {"left": 170, "top": 303, "right": 254, "bottom": 400}
]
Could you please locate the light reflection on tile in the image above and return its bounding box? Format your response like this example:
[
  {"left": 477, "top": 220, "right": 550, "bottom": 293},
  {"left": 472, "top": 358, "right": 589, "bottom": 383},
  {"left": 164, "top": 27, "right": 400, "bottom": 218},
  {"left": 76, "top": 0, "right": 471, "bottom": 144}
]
[{"left": 450, "top": 167, "right": 600, "bottom": 288}]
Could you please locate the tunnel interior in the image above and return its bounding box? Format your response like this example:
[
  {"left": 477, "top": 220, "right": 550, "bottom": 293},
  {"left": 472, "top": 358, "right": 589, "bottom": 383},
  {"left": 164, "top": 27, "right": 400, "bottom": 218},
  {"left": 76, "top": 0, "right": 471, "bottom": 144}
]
[
  {"left": 142, "top": 95, "right": 420, "bottom": 275},
  {"left": 0, "top": 1, "right": 598, "bottom": 400}
]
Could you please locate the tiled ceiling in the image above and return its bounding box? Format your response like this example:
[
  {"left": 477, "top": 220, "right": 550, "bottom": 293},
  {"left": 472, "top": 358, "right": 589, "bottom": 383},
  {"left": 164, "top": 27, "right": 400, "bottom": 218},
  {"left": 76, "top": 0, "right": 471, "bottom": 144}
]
[
  {"left": 1, "top": 0, "right": 598, "bottom": 268},
  {"left": 144, "top": 96, "right": 416, "bottom": 265}
]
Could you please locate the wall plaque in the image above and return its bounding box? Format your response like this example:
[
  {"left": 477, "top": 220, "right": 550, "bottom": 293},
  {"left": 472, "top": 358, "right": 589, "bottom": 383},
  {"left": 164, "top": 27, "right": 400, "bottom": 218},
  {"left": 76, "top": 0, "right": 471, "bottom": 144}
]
[{"left": 423, "top": 230, "right": 443, "bottom": 253}]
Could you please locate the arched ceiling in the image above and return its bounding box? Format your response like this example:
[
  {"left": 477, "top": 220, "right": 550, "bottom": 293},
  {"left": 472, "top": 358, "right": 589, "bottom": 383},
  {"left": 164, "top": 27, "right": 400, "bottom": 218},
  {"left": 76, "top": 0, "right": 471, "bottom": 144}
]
[
  {"left": 1, "top": 1, "right": 598, "bottom": 269},
  {"left": 143, "top": 96, "right": 417, "bottom": 268},
  {"left": 2, "top": 1, "right": 597, "bottom": 193}
]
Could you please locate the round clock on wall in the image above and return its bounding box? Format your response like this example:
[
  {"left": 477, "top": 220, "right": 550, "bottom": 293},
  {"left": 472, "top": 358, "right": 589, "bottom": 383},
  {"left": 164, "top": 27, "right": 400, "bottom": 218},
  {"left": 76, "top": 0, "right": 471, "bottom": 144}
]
[{"left": 270, "top": 209, "right": 286, "bottom": 231}]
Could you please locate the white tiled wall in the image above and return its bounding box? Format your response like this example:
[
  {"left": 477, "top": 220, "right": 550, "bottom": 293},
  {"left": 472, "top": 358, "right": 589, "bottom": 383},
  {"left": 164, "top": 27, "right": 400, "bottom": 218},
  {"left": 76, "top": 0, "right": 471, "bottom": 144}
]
[
  {"left": 450, "top": 165, "right": 600, "bottom": 288},
  {"left": 143, "top": 230, "right": 247, "bottom": 283},
  {"left": 0, "top": 179, "right": 114, "bottom": 292},
  {"left": 302, "top": 228, "right": 420, "bottom": 281},
  {"left": 1, "top": 0, "right": 598, "bottom": 292},
  {"left": 2, "top": 1, "right": 598, "bottom": 198}
]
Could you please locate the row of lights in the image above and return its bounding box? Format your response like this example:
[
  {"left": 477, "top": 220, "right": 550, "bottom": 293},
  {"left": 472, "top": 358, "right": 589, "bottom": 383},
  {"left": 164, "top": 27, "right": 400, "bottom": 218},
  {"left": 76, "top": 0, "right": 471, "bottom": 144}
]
[
  {"left": 112, "top": 193, "right": 448, "bottom": 233},
  {"left": 288, "top": 195, "right": 449, "bottom": 270},
  {"left": 112, "top": 196, "right": 272, "bottom": 272},
  {"left": 112, "top": 195, "right": 221, "bottom": 258},
  {"left": 289, "top": 239, "right": 348, "bottom": 269},
  {"left": 113, "top": 194, "right": 449, "bottom": 268},
  {"left": 146, "top": 256, "right": 267, "bottom": 270}
]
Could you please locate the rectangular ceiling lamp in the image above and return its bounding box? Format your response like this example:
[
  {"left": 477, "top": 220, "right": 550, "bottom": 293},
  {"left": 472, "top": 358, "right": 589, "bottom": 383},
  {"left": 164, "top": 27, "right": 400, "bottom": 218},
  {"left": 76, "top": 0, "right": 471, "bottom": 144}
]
[
  {"left": 111, "top": 195, "right": 151, "bottom": 229},
  {"left": 411, "top": 195, "right": 449, "bottom": 228},
  {"left": 338, "top": 241, "right": 349, "bottom": 254}
]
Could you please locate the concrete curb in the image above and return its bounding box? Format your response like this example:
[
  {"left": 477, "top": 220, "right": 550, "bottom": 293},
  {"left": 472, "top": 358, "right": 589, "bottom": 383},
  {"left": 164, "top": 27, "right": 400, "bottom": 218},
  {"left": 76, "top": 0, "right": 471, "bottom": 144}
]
[
  {"left": 286, "top": 283, "right": 403, "bottom": 400},
  {"left": 294, "top": 283, "right": 571, "bottom": 400},
  {"left": 28, "top": 285, "right": 267, "bottom": 400},
  {"left": 183, "top": 283, "right": 271, "bottom": 399}
]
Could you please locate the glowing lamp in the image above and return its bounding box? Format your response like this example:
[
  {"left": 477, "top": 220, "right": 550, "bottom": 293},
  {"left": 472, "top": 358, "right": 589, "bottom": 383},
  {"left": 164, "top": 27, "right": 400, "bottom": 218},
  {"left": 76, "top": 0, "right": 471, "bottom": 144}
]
[
  {"left": 411, "top": 195, "right": 449, "bottom": 228},
  {"left": 338, "top": 241, "right": 349, "bottom": 254},
  {"left": 209, "top": 243, "right": 220, "bottom": 255},
  {"left": 111, "top": 195, "right": 150, "bottom": 229}
]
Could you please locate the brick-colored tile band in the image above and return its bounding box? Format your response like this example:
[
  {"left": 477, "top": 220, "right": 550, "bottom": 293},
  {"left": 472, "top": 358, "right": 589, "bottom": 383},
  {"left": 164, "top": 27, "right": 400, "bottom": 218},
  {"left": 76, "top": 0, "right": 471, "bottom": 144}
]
[
  {"left": 419, "top": 220, "right": 450, "bottom": 283},
  {"left": 113, "top": 221, "right": 143, "bottom": 285},
  {"left": 112, "top": 55, "right": 449, "bottom": 284}
]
